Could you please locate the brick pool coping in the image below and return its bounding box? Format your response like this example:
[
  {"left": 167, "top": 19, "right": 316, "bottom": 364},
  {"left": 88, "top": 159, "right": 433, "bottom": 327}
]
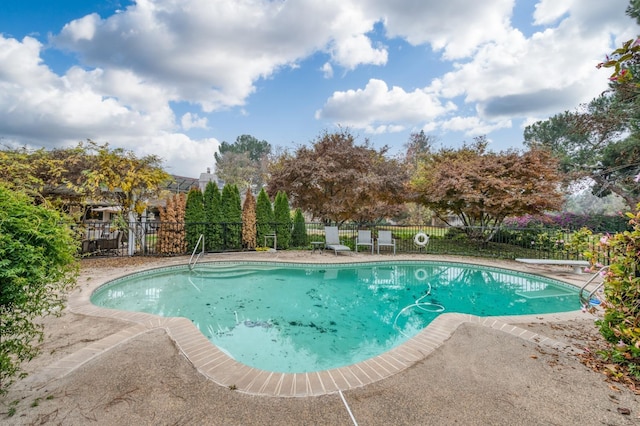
[{"left": 45, "top": 254, "right": 592, "bottom": 397}]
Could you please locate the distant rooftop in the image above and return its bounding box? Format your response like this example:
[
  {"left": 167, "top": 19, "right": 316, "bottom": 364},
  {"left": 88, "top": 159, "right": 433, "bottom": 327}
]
[
  {"left": 165, "top": 169, "right": 224, "bottom": 193},
  {"left": 165, "top": 175, "right": 199, "bottom": 193}
]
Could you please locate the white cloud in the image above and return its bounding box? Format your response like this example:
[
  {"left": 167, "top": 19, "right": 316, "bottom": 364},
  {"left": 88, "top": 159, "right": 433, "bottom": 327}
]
[
  {"left": 52, "top": 0, "right": 391, "bottom": 111},
  {"left": 533, "top": 0, "right": 572, "bottom": 25},
  {"left": 365, "top": 0, "right": 515, "bottom": 59},
  {"left": 433, "top": 0, "right": 634, "bottom": 122},
  {"left": 316, "top": 79, "right": 456, "bottom": 132},
  {"left": 441, "top": 116, "right": 512, "bottom": 136},
  {"left": 329, "top": 34, "right": 388, "bottom": 70},
  {"left": 181, "top": 113, "right": 208, "bottom": 131},
  {"left": 0, "top": 34, "right": 214, "bottom": 177},
  {"left": 134, "top": 134, "right": 219, "bottom": 177},
  {"left": 321, "top": 62, "right": 334, "bottom": 79},
  {"left": 1, "top": 0, "right": 637, "bottom": 175}
]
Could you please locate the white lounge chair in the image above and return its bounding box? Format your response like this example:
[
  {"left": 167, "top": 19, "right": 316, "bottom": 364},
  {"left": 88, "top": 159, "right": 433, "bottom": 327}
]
[
  {"left": 355, "top": 230, "right": 374, "bottom": 254},
  {"left": 324, "top": 226, "right": 352, "bottom": 255},
  {"left": 377, "top": 230, "right": 396, "bottom": 255}
]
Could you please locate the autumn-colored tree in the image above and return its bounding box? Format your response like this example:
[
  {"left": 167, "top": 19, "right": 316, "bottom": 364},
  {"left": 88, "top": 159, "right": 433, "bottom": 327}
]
[
  {"left": 242, "top": 190, "right": 257, "bottom": 250},
  {"left": 158, "top": 193, "right": 186, "bottom": 255},
  {"left": 0, "top": 144, "right": 95, "bottom": 213},
  {"left": 0, "top": 142, "right": 172, "bottom": 226},
  {"left": 291, "top": 208, "right": 308, "bottom": 248},
  {"left": 83, "top": 142, "right": 171, "bottom": 218},
  {"left": 267, "top": 130, "right": 408, "bottom": 223},
  {"left": 256, "top": 188, "right": 274, "bottom": 246},
  {"left": 411, "top": 138, "right": 565, "bottom": 242},
  {"left": 185, "top": 188, "right": 205, "bottom": 251},
  {"left": 274, "top": 191, "right": 292, "bottom": 249},
  {"left": 204, "top": 181, "right": 223, "bottom": 251}
]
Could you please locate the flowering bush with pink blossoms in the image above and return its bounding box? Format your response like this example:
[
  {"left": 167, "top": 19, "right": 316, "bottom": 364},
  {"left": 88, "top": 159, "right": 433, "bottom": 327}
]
[{"left": 594, "top": 206, "right": 640, "bottom": 380}]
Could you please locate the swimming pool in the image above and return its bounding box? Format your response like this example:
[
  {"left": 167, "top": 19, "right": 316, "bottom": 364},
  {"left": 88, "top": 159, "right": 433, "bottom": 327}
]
[{"left": 91, "top": 261, "right": 579, "bottom": 373}]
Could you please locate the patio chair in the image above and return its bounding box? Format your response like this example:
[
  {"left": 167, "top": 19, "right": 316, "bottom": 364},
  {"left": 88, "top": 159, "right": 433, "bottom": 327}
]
[
  {"left": 96, "top": 230, "right": 123, "bottom": 255},
  {"left": 355, "top": 230, "right": 374, "bottom": 254},
  {"left": 377, "top": 230, "right": 396, "bottom": 255},
  {"left": 324, "top": 226, "right": 352, "bottom": 256}
]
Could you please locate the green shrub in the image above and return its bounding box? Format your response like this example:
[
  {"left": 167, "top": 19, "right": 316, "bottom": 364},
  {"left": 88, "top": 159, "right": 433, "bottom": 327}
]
[
  {"left": 0, "top": 185, "right": 78, "bottom": 394},
  {"left": 274, "top": 191, "right": 292, "bottom": 249},
  {"left": 185, "top": 188, "right": 205, "bottom": 251},
  {"left": 291, "top": 208, "right": 307, "bottom": 247},
  {"left": 256, "top": 188, "right": 274, "bottom": 246},
  {"left": 595, "top": 207, "right": 640, "bottom": 380},
  {"left": 204, "top": 181, "right": 223, "bottom": 251}
]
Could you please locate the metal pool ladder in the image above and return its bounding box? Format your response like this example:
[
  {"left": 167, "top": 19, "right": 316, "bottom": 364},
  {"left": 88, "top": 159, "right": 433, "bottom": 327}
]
[
  {"left": 189, "top": 234, "right": 205, "bottom": 270},
  {"left": 579, "top": 265, "right": 609, "bottom": 307}
]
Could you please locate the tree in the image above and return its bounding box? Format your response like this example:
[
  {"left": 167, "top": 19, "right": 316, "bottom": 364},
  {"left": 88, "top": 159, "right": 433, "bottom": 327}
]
[
  {"left": 411, "top": 138, "right": 565, "bottom": 242},
  {"left": 184, "top": 188, "right": 205, "bottom": 251},
  {"left": 291, "top": 208, "right": 308, "bottom": 248},
  {"left": 158, "top": 193, "right": 187, "bottom": 255},
  {"left": 204, "top": 181, "right": 223, "bottom": 251},
  {"left": 221, "top": 184, "right": 242, "bottom": 249},
  {"left": 81, "top": 142, "right": 172, "bottom": 255},
  {"left": 83, "top": 142, "right": 171, "bottom": 218},
  {"left": 524, "top": 98, "right": 640, "bottom": 208},
  {"left": 242, "top": 190, "right": 257, "bottom": 250},
  {"left": 0, "top": 185, "right": 78, "bottom": 393},
  {"left": 525, "top": 2, "right": 640, "bottom": 208},
  {"left": 0, "top": 143, "right": 102, "bottom": 214},
  {"left": 0, "top": 141, "right": 173, "bottom": 226},
  {"left": 256, "top": 188, "right": 274, "bottom": 247},
  {"left": 214, "top": 135, "right": 271, "bottom": 189},
  {"left": 404, "top": 130, "right": 435, "bottom": 172},
  {"left": 267, "top": 129, "right": 408, "bottom": 223},
  {"left": 274, "top": 191, "right": 292, "bottom": 249}
]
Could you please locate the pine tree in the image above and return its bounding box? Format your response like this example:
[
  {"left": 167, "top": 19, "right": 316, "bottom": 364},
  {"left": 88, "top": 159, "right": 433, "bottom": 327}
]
[
  {"left": 221, "top": 184, "right": 242, "bottom": 249},
  {"left": 291, "top": 208, "right": 307, "bottom": 248},
  {"left": 242, "top": 190, "right": 257, "bottom": 250},
  {"left": 185, "top": 188, "right": 205, "bottom": 251},
  {"left": 204, "top": 181, "right": 223, "bottom": 251},
  {"left": 274, "top": 191, "right": 292, "bottom": 249},
  {"left": 256, "top": 188, "right": 274, "bottom": 247}
]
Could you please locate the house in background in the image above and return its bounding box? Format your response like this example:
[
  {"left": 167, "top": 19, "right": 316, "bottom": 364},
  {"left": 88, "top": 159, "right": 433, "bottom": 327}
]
[{"left": 198, "top": 168, "right": 224, "bottom": 192}]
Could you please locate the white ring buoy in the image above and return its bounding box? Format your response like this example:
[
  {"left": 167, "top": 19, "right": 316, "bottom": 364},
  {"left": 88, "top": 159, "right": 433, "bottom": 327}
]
[
  {"left": 414, "top": 232, "right": 429, "bottom": 247},
  {"left": 414, "top": 268, "right": 428, "bottom": 281}
]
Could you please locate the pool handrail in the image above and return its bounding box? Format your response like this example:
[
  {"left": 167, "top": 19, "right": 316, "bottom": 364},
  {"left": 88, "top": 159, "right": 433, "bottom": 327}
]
[
  {"left": 189, "top": 234, "right": 205, "bottom": 270},
  {"left": 578, "top": 265, "right": 609, "bottom": 307}
]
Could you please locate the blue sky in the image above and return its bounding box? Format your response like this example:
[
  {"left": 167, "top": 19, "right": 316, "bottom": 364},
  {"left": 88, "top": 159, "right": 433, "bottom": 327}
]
[{"left": 0, "top": 0, "right": 637, "bottom": 177}]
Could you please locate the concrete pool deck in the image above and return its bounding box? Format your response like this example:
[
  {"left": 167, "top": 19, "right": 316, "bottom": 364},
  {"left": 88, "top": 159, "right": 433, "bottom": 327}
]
[{"left": 3, "top": 251, "right": 639, "bottom": 425}]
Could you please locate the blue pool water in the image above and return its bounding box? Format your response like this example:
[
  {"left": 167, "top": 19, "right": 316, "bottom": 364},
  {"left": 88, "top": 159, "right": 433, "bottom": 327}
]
[{"left": 91, "top": 261, "right": 580, "bottom": 373}]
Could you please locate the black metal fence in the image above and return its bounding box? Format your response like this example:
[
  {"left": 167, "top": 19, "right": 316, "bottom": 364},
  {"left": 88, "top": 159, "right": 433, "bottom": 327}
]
[{"left": 79, "top": 221, "right": 611, "bottom": 263}]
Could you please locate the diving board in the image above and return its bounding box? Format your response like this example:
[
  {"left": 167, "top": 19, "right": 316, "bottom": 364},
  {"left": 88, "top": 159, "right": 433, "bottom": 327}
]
[{"left": 515, "top": 258, "right": 589, "bottom": 274}]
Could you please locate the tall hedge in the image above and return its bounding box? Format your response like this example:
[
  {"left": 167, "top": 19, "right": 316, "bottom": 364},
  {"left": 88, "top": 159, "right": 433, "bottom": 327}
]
[
  {"left": 184, "top": 188, "right": 205, "bottom": 251},
  {"left": 291, "top": 208, "right": 308, "bottom": 248},
  {"left": 256, "top": 188, "right": 274, "bottom": 247},
  {"left": 204, "top": 181, "right": 223, "bottom": 251},
  {"left": 274, "top": 191, "right": 292, "bottom": 249},
  {"left": 221, "top": 184, "right": 242, "bottom": 249}
]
